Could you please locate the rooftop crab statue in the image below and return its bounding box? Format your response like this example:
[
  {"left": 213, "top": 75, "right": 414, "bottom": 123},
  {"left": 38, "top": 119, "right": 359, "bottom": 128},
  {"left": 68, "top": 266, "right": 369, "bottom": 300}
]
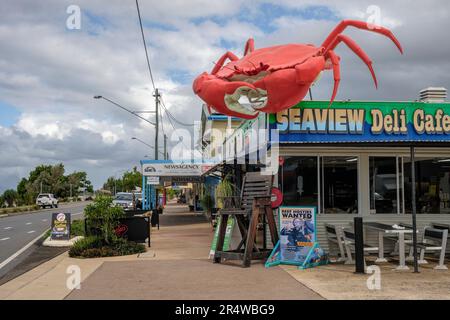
[{"left": 193, "top": 20, "right": 403, "bottom": 119}]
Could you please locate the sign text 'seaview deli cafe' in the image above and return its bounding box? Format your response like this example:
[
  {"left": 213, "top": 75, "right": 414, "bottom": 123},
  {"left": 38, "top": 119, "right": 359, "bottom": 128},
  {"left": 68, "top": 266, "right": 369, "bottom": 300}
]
[{"left": 229, "top": 100, "right": 450, "bottom": 251}]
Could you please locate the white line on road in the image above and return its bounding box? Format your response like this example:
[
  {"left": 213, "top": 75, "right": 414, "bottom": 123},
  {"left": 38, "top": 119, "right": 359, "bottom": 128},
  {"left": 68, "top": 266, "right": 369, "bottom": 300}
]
[
  {"left": 3, "top": 227, "right": 12, "bottom": 230},
  {"left": 27, "top": 230, "right": 36, "bottom": 234},
  {"left": 0, "top": 237, "right": 10, "bottom": 241},
  {"left": 0, "top": 229, "right": 49, "bottom": 270},
  {"left": 26, "top": 222, "right": 32, "bottom": 225},
  {"left": 42, "top": 219, "right": 48, "bottom": 222}
]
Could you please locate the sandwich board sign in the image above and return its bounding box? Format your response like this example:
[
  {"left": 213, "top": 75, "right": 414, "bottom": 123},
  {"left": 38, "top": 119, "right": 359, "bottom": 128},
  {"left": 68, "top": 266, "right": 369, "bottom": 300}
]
[
  {"left": 51, "top": 212, "right": 71, "bottom": 240},
  {"left": 265, "top": 206, "right": 328, "bottom": 269},
  {"left": 209, "top": 216, "right": 235, "bottom": 259}
]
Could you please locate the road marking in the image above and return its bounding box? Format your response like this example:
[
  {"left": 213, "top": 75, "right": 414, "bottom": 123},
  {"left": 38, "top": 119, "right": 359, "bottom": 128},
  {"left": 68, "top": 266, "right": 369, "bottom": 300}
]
[
  {"left": 26, "top": 222, "right": 32, "bottom": 225},
  {"left": 0, "top": 237, "right": 10, "bottom": 241},
  {"left": 72, "top": 212, "right": 83, "bottom": 216},
  {"left": 3, "top": 227, "right": 12, "bottom": 230},
  {"left": 42, "top": 219, "right": 48, "bottom": 222},
  {"left": 0, "top": 229, "right": 49, "bottom": 270},
  {"left": 27, "top": 230, "right": 36, "bottom": 234}
]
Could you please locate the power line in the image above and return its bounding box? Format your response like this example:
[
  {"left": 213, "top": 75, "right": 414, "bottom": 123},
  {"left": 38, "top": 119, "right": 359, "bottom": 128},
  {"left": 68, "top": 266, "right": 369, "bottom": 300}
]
[
  {"left": 160, "top": 98, "right": 195, "bottom": 127},
  {"left": 135, "top": 0, "right": 156, "bottom": 91}
]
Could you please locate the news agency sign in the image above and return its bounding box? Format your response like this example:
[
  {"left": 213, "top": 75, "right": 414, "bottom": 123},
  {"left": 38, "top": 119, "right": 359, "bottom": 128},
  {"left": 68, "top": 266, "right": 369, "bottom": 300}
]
[
  {"left": 270, "top": 100, "right": 450, "bottom": 143},
  {"left": 142, "top": 162, "right": 213, "bottom": 177}
]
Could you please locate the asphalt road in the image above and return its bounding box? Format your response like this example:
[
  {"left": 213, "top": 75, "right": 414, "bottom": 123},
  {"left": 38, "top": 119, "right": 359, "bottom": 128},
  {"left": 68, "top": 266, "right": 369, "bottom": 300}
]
[{"left": 0, "top": 202, "right": 88, "bottom": 267}]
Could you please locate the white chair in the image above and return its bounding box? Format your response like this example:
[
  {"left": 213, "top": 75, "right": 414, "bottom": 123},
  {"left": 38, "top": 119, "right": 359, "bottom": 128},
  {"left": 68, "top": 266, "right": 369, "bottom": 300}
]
[
  {"left": 325, "top": 223, "right": 347, "bottom": 262},
  {"left": 343, "top": 229, "right": 379, "bottom": 266},
  {"left": 405, "top": 227, "right": 448, "bottom": 270}
]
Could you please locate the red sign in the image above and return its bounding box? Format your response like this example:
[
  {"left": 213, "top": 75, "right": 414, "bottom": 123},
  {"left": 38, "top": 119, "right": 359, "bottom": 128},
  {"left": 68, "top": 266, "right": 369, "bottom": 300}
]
[
  {"left": 114, "top": 224, "right": 128, "bottom": 237},
  {"left": 271, "top": 188, "right": 283, "bottom": 209}
]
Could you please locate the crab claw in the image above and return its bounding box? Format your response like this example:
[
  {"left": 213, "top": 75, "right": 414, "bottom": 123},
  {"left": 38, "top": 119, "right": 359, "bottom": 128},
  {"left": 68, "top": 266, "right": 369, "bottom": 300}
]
[{"left": 193, "top": 73, "right": 260, "bottom": 119}]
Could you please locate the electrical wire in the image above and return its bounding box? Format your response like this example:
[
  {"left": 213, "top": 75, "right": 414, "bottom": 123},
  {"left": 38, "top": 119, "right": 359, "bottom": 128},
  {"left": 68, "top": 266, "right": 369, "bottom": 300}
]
[
  {"left": 160, "top": 98, "right": 195, "bottom": 127},
  {"left": 135, "top": 0, "right": 156, "bottom": 91}
]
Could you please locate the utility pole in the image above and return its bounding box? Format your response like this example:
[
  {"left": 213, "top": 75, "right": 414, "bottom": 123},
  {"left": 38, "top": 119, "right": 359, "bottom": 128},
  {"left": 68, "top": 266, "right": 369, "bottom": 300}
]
[
  {"left": 153, "top": 88, "right": 160, "bottom": 160},
  {"left": 164, "top": 134, "right": 167, "bottom": 160}
]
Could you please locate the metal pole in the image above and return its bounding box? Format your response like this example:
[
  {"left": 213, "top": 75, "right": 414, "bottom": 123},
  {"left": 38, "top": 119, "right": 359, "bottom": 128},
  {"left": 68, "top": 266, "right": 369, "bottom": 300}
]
[
  {"left": 164, "top": 134, "right": 167, "bottom": 160},
  {"left": 354, "top": 217, "right": 365, "bottom": 274},
  {"left": 410, "top": 146, "right": 419, "bottom": 273},
  {"left": 154, "top": 89, "right": 160, "bottom": 160}
]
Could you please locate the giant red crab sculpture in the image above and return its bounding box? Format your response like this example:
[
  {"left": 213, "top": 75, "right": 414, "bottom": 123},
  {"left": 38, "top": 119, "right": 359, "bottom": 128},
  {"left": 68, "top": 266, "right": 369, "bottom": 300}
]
[{"left": 193, "top": 20, "right": 403, "bottom": 119}]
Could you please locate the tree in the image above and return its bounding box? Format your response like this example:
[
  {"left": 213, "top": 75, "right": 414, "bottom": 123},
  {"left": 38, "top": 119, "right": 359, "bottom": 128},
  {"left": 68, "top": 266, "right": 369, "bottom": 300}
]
[
  {"left": 103, "top": 176, "right": 116, "bottom": 194},
  {"left": 0, "top": 194, "right": 5, "bottom": 208},
  {"left": 2, "top": 189, "right": 18, "bottom": 207},
  {"left": 14, "top": 164, "right": 94, "bottom": 205},
  {"left": 122, "top": 167, "right": 142, "bottom": 192},
  {"left": 17, "top": 178, "right": 29, "bottom": 205}
]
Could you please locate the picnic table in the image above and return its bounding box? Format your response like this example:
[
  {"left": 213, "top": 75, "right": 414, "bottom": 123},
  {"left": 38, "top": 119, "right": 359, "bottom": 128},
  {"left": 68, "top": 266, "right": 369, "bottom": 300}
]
[{"left": 364, "top": 222, "right": 417, "bottom": 270}]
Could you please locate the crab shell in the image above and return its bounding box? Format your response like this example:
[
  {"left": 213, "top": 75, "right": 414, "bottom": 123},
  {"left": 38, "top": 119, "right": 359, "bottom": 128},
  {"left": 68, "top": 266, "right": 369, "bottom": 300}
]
[{"left": 193, "top": 44, "right": 327, "bottom": 119}]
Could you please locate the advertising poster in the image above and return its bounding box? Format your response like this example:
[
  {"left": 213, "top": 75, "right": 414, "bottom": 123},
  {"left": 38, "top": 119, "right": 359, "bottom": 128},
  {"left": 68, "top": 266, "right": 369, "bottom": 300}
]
[
  {"left": 266, "top": 206, "right": 328, "bottom": 268},
  {"left": 51, "top": 212, "right": 71, "bottom": 240},
  {"left": 279, "top": 206, "right": 315, "bottom": 265}
]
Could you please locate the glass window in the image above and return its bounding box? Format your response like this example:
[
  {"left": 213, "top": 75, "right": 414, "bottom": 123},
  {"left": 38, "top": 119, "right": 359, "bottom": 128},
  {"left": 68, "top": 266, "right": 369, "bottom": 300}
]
[
  {"left": 320, "top": 157, "right": 358, "bottom": 214},
  {"left": 279, "top": 157, "right": 318, "bottom": 207},
  {"left": 403, "top": 157, "right": 450, "bottom": 214},
  {"left": 369, "top": 157, "right": 399, "bottom": 214}
]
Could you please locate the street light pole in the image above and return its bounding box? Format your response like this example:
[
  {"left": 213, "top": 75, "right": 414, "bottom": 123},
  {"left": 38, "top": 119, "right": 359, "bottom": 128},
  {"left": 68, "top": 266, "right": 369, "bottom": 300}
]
[{"left": 153, "top": 89, "right": 161, "bottom": 160}]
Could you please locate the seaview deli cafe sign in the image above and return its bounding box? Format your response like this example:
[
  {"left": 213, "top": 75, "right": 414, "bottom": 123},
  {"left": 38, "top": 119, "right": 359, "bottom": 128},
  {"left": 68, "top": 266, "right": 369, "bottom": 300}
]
[{"left": 270, "top": 101, "right": 450, "bottom": 143}]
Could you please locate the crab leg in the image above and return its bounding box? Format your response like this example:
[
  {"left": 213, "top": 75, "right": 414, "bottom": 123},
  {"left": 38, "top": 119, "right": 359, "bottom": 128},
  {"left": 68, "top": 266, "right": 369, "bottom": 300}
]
[
  {"left": 244, "top": 38, "right": 255, "bottom": 56},
  {"left": 321, "top": 19, "right": 403, "bottom": 54},
  {"left": 211, "top": 51, "right": 239, "bottom": 75},
  {"left": 326, "top": 50, "right": 341, "bottom": 105},
  {"left": 326, "top": 34, "right": 378, "bottom": 88}
]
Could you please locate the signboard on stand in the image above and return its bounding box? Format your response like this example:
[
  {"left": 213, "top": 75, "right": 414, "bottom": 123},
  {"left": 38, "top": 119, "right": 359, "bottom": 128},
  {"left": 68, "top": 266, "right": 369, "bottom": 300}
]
[
  {"left": 265, "top": 206, "right": 328, "bottom": 269},
  {"left": 209, "top": 217, "right": 235, "bottom": 259},
  {"left": 51, "top": 213, "right": 71, "bottom": 240}
]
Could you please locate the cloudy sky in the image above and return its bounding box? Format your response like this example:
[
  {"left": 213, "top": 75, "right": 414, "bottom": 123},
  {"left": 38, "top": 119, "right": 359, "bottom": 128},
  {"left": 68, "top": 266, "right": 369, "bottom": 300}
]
[{"left": 0, "top": 0, "right": 449, "bottom": 192}]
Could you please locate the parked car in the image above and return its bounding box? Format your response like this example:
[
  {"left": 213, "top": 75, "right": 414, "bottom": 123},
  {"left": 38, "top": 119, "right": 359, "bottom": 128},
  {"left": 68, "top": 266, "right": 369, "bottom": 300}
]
[
  {"left": 113, "top": 192, "right": 141, "bottom": 210},
  {"left": 36, "top": 193, "right": 58, "bottom": 209}
]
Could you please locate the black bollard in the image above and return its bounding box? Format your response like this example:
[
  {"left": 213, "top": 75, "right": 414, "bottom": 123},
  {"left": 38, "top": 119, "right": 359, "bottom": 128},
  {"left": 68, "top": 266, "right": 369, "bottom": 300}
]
[{"left": 354, "top": 217, "right": 365, "bottom": 274}]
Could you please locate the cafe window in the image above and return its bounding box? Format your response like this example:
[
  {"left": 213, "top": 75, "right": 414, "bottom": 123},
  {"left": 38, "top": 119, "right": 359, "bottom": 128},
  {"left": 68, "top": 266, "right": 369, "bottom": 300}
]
[
  {"left": 320, "top": 157, "right": 358, "bottom": 214},
  {"left": 279, "top": 156, "right": 318, "bottom": 207},
  {"left": 403, "top": 157, "right": 450, "bottom": 214},
  {"left": 279, "top": 156, "right": 358, "bottom": 213},
  {"left": 369, "top": 157, "right": 401, "bottom": 214}
]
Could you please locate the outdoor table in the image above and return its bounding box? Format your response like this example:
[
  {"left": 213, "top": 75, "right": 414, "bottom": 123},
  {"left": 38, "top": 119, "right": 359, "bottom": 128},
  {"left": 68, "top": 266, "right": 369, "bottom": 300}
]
[{"left": 364, "top": 222, "right": 416, "bottom": 270}]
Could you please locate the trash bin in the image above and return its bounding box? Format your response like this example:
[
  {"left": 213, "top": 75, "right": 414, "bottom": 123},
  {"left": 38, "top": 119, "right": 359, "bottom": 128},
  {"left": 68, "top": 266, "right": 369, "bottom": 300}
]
[{"left": 151, "top": 209, "right": 160, "bottom": 229}]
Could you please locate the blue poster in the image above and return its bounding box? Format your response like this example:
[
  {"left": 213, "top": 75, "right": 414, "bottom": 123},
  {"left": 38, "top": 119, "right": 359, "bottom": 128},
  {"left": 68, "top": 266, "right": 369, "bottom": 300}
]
[{"left": 265, "top": 206, "right": 328, "bottom": 269}]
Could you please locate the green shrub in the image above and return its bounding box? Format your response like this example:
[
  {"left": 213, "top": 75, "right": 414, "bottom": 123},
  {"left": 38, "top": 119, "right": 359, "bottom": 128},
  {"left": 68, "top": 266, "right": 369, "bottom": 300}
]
[
  {"left": 69, "top": 236, "right": 146, "bottom": 258},
  {"left": 70, "top": 219, "right": 85, "bottom": 237},
  {"left": 69, "top": 236, "right": 103, "bottom": 257},
  {"left": 112, "top": 238, "right": 146, "bottom": 255}
]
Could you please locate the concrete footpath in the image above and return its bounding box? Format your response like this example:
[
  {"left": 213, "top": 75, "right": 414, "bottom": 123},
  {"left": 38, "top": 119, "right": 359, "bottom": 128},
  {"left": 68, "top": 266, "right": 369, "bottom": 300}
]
[
  {"left": 0, "top": 202, "right": 322, "bottom": 300},
  {"left": 3, "top": 201, "right": 448, "bottom": 300}
]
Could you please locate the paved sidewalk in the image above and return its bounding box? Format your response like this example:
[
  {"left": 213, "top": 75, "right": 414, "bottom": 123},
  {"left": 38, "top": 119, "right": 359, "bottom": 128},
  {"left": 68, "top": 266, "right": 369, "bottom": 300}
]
[{"left": 0, "top": 202, "right": 322, "bottom": 300}]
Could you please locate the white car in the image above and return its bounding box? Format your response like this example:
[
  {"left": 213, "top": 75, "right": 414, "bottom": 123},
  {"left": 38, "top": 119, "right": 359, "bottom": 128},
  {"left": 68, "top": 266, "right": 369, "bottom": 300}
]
[
  {"left": 113, "top": 192, "right": 141, "bottom": 210},
  {"left": 36, "top": 193, "right": 58, "bottom": 209}
]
